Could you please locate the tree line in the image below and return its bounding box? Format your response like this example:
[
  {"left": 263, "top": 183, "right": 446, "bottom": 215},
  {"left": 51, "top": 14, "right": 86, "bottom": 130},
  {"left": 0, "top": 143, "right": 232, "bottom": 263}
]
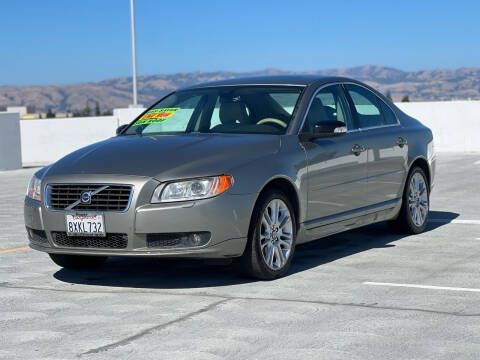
[
  {"left": 41, "top": 101, "right": 113, "bottom": 119},
  {"left": 385, "top": 91, "right": 410, "bottom": 102}
]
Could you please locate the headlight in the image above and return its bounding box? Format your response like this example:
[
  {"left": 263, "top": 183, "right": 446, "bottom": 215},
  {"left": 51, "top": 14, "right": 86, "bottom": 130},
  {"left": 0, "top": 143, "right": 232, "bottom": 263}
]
[
  {"left": 26, "top": 175, "right": 42, "bottom": 201},
  {"left": 151, "top": 175, "right": 233, "bottom": 203}
]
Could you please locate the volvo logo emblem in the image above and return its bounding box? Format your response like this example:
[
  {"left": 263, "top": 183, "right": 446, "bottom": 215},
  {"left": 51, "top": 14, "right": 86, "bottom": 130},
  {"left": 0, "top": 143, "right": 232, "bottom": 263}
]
[
  {"left": 80, "top": 191, "right": 92, "bottom": 204},
  {"left": 64, "top": 185, "right": 110, "bottom": 211}
]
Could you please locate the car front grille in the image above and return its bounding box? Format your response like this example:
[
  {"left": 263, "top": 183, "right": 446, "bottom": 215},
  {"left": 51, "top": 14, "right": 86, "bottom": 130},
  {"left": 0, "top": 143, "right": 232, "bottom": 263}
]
[
  {"left": 51, "top": 232, "right": 128, "bottom": 249},
  {"left": 47, "top": 184, "right": 133, "bottom": 211}
]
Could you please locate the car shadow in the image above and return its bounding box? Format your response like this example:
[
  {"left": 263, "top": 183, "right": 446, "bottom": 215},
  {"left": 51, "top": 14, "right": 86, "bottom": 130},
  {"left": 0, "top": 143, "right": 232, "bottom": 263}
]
[{"left": 53, "top": 211, "right": 459, "bottom": 289}]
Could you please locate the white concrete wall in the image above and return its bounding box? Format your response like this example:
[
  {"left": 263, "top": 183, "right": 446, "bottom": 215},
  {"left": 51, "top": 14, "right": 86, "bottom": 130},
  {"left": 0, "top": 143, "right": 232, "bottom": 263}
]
[
  {"left": 19, "top": 107, "right": 145, "bottom": 166},
  {"left": 8, "top": 102, "right": 480, "bottom": 168},
  {"left": 20, "top": 116, "right": 117, "bottom": 166},
  {"left": 0, "top": 112, "right": 22, "bottom": 170},
  {"left": 6, "top": 106, "right": 27, "bottom": 117},
  {"left": 113, "top": 107, "right": 145, "bottom": 127},
  {"left": 395, "top": 100, "right": 480, "bottom": 152}
]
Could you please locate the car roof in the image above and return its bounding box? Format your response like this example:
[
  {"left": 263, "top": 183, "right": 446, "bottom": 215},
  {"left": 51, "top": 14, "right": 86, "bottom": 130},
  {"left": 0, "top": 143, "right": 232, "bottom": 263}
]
[{"left": 183, "top": 74, "right": 356, "bottom": 89}]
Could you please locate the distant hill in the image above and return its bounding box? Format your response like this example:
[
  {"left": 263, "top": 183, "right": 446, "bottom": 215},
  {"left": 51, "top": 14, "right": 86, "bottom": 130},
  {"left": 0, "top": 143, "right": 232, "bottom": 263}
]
[{"left": 1, "top": 65, "right": 479, "bottom": 113}]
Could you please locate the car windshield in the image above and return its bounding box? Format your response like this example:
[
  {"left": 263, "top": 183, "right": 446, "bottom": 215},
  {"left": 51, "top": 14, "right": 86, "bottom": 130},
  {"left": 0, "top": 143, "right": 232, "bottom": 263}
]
[{"left": 122, "top": 86, "right": 304, "bottom": 136}]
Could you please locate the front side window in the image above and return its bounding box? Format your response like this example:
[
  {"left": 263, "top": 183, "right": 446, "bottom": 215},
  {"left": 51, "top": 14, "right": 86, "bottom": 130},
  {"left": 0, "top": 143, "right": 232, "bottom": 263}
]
[
  {"left": 345, "top": 84, "right": 385, "bottom": 129},
  {"left": 123, "top": 86, "right": 303, "bottom": 136},
  {"left": 303, "top": 85, "right": 352, "bottom": 132}
]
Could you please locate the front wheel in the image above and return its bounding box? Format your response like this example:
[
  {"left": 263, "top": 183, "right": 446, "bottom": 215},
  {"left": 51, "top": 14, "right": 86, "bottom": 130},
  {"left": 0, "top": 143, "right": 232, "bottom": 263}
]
[
  {"left": 49, "top": 254, "right": 107, "bottom": 269},
  {"left": 389, "top": 166, "right": 430, "bottom": 234},
  {"left": 239, "top": 190, "right": 297, "bottom": 280}
]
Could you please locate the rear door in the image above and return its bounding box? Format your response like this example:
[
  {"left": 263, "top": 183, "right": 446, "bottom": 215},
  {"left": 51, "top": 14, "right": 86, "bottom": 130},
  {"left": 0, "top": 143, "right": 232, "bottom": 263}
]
[{"left": 344, "top": 84, "right": 407, "bottom": 207}]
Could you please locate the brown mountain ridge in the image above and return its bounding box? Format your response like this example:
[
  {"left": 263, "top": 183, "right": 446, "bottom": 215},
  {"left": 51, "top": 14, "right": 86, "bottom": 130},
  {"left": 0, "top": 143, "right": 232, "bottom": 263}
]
[{"left": 1, "top": 65, "right": 479, "bottom": 112}]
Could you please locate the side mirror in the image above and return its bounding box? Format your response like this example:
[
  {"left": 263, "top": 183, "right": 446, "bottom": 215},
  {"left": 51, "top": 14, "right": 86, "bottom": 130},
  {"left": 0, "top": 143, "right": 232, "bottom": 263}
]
[
  {"left": 299, "top": 121, "right": 347, "bottom": 142},
  {"left": 116, "top": 124, "right": 128, "bottom": 135},
  {"left": 313, "top": 120, "right": 347, "bottom": 135}
]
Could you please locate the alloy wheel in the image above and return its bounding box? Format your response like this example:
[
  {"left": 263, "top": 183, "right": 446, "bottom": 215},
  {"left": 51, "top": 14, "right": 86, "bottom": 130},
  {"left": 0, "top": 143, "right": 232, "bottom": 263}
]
[
  {"left": 408, "top": 172, "right": 429, "bottom": 227},
  {"left": 259, "top": 199, "right": 293, "bottom": 270}
]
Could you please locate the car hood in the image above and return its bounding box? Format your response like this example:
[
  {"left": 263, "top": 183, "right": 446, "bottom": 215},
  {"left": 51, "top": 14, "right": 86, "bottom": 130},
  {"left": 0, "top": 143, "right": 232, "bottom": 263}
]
[{"left": 45, "top": 134, "right": 281, "bottom": 181}]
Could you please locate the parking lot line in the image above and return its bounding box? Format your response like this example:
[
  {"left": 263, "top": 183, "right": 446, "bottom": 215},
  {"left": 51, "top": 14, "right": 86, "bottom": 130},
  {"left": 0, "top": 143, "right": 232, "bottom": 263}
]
[
  {"left": 0, "top": 246, "right": 29, "bottom": 255},
  {"left": 429, "top": 219, "right": 480, "bottom": 225},
  {"left": 364, "top": 282, "right": 480, "bottom": 293}
]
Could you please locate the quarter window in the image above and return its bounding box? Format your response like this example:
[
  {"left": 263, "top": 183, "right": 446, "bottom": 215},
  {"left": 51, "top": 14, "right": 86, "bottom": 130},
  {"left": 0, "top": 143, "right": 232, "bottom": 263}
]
[
  {"left": 379, "top": 100, "right": 398, "bottom": 125},
  {"left": 345, "top": 84, "right": 385, "bottom": 129}
]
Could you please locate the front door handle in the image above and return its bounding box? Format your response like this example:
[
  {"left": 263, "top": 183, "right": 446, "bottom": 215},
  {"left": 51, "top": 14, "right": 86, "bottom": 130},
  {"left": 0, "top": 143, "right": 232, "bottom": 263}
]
[
  {"left": 351, "top": 144, "right": 366, "bottom": 156},
  {"left": 397, "top": 136, "right": 408, "bottom": 148}
]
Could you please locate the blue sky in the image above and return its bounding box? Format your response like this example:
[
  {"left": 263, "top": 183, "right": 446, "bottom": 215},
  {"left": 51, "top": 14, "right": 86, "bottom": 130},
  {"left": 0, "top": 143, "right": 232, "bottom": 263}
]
[{"left": 1, "top": 0, "right": 479, "bottom": 85}]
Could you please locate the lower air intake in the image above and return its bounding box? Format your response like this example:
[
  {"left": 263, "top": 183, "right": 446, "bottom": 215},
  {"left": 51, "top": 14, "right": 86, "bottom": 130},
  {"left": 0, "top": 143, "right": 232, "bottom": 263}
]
[
  {"left": 51, "top": 232, "right": 128, "bottom": 249},
  {"left": 26, "top": 227, "right": 48, "bottom": 244}
]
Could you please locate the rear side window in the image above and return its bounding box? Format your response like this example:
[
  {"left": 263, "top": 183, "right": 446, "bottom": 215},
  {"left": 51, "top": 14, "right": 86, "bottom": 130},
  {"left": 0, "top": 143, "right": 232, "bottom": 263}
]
[
  {"left": 379, "top": 100, "right": 398, "bottom": 125},
  {"left": 345, "top": 84, "right": 385, "bottom": 129}
]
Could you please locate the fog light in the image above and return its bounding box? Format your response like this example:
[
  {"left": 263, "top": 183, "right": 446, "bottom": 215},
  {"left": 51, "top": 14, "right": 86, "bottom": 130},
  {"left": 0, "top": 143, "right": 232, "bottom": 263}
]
[{"left": 189, "top": 233, "right": 203, "bottom": 246}]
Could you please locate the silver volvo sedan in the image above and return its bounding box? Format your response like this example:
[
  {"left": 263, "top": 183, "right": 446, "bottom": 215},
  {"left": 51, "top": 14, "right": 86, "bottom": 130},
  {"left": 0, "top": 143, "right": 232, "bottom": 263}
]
[{"left": 24, "top": 75, "right": 435, "bottom": 279}]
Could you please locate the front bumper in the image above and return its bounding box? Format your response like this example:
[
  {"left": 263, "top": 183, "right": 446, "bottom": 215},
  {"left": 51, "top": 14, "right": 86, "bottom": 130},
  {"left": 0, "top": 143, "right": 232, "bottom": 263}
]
[{"left": 24, "top": 174, "right": 256, "bottom": 258}]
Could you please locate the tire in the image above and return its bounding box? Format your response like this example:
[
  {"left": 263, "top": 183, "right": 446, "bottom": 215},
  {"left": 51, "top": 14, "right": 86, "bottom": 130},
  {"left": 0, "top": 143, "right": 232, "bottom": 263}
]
[
  {"left": 49, "top": 254, "right": 107, "bottom": 269},
  {"left": 389, "top": 166, "right": 429, "bottom": 234},
  {"left": 239, "top": 189, "right": 297, "bottom": 280}
]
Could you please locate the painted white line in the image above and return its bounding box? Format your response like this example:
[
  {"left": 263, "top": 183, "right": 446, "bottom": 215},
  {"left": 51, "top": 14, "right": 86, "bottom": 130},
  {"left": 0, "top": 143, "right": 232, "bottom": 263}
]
[
  {"left": 364, "top": 282, "right": 480, "bottom": 293},
  {"left": 429, "top": 219, "right": 480, "bottom": 225}
]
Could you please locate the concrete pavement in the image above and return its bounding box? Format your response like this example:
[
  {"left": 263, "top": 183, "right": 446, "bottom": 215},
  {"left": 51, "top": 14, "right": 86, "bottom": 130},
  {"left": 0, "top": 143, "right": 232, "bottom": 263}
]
[{"left": 0, "top": 153, "right": 479, "bottom": 359}]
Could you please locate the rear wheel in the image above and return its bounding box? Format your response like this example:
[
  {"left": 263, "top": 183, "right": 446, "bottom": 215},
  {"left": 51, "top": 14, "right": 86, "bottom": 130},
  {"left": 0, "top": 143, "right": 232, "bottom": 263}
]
[
  {"left": 49, "top": 254, "right": 107, "bottom": 269},
  {"left": 389, "top": 166, "right": 429, "bottom": 234},
  {"left": 239, "top": 189, "right": 296, "bottom": 280}
]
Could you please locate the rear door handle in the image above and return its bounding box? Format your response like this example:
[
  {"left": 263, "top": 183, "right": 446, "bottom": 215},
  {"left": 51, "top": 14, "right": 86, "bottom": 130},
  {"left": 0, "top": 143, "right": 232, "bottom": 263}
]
[
  {"left": 351, "top": 144, "right": 366, "bottom": 156},
  {"left": 397, "top": 136, "right": 407, "bottom": 148}
]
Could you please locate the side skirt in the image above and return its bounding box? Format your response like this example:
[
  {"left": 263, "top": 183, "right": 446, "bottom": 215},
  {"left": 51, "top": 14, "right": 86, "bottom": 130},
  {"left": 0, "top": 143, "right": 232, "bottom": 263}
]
[{"left": 297, "top": 199, "right": 402, "bottom": 244}]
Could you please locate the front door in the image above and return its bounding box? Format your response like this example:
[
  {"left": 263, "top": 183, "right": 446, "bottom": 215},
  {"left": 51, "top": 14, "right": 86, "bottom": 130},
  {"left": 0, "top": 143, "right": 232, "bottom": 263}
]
[{"left": 301, "top": 85, "right": 368, "bottom": 227}]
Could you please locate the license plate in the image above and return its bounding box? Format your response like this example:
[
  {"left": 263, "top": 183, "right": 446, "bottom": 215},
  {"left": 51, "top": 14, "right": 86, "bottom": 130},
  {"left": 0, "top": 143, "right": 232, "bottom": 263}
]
[{"left": 65, "top": 214, "right": 105, "bottom": 237}]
